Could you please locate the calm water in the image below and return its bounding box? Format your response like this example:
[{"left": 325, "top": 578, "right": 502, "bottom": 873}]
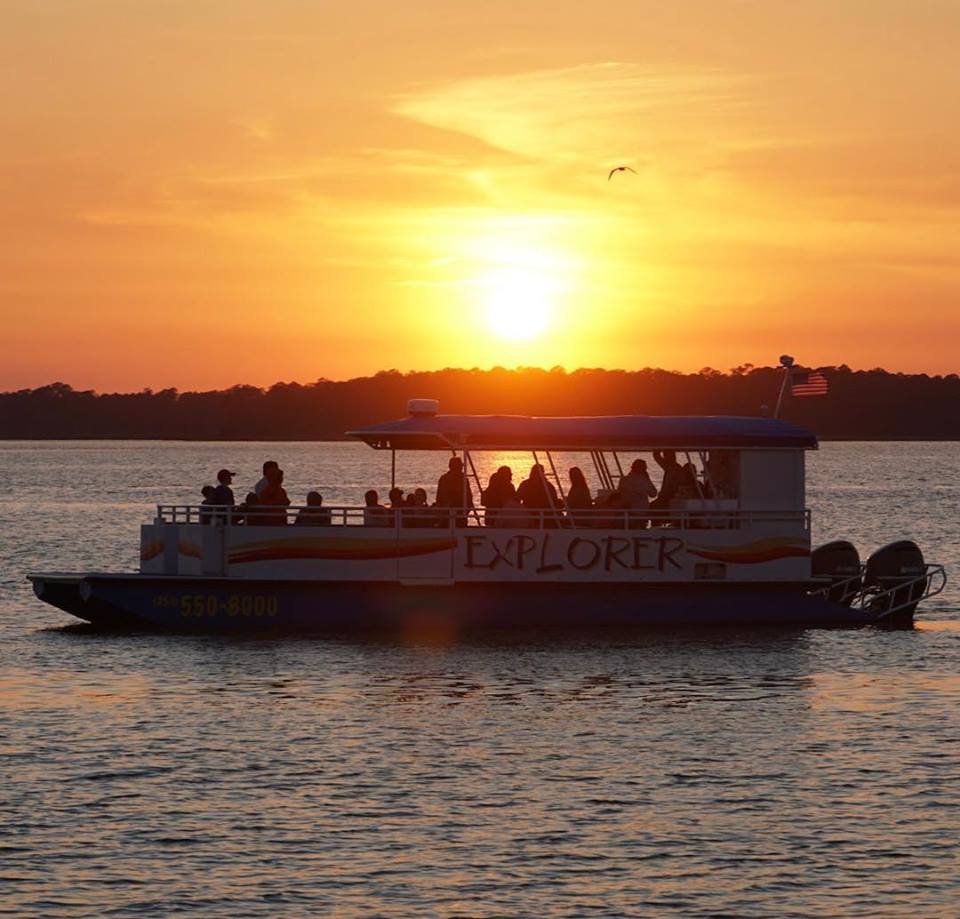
[{"left": 1, "top": 442, "right": 958, "bottom": 917}]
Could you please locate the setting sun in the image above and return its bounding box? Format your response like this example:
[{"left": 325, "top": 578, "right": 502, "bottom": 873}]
[{"left": 484, "top": 267, "right": 555, "bottom": 340}]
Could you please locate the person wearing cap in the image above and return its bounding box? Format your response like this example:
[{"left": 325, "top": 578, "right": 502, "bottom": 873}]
[{"left": 211, "top": 468, "right": 236, "bottom": 513}]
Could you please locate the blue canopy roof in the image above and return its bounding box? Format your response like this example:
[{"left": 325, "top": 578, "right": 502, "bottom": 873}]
[{"left": 347, "top": 414, "right": 817, "bottom": 451}]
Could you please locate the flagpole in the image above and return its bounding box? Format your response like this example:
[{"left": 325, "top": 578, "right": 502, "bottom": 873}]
[{"left": 773, "top": 354, "right": 794, "bottom": 419}]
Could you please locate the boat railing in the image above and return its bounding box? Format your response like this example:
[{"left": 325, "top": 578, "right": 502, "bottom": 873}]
[
  {"left": 155, "top": 504, "right": 811, "bottom": 532},
  {"left": 810, "top": 563, "right": 947, "bottom": 618}
]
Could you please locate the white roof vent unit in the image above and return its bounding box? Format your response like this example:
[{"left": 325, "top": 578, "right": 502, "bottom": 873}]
[{"left": 408, "top": 398, "right": 439, "bottom": 417}]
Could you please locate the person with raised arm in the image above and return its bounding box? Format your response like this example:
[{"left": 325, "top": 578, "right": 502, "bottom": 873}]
[{"left": 651, "top": 450, "right": 685, "bottom": 510}]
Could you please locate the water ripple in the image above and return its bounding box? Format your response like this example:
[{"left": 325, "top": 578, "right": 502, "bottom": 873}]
[{"left": 1, "top": 443, "right": 959, "bottom": 916}]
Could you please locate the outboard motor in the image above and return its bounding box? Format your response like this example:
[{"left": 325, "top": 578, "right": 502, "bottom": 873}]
[
  {"left": 864, "top": 540, "right": 927, "bottom": 619},
  {"left": 811, "top": 540, "right": 862, "bottom": 605}
]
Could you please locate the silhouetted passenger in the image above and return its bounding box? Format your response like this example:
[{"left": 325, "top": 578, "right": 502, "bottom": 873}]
[
  {"left": 651, "top": 450, "right": 686, "bottom": 512},
  {"left": 481, "top": 471, "right": 501, "bottom": 526},
  {"left": 399, "top": 487, "right": 430, "bottom": 527},
  {"left": 212, "top": 468, "right": 236, "bottom": 505},
  {"left": 238, "top": 491, "right": 259, "bottom": 526},
  {"left": 677, "top": 462, "right": 701, "bottom": 499},
  {"left": 517, "top": 464, "right": 562, "bottom": 527},
  {"left": 259, "top": 467, "right": 290, "bottom": 526},
  {"left": 435, "top": 457, "right": 473, "bottom": 527},
  {"left": 200, "top": 485, "right": 217, "bottom": 525},
  {"left": 363, "top": 489, "right": 391, "bottom": 527},
  {"left": 565, "top": 466, "right": 594, "bottom": 526},
  {"left": 699, "top": 471, "right": 715, "bottom": 499},
  {"left": 254, "top": 460, "right": 279, "bottom": 499},
  {"left": 387, "top": 487, "right": 406, "bottom": 524},
  {"left": 211, "top": 468, "right": 236, "bottom": 522},
  {"left": 481, "top": 465, "right": 517, "bottom": 527},
  {"left": 616, "top": 458, "right": 658, "bottom": 528},
  {"left": 295, "top": 491, "right": 332, "bottom": 527}
]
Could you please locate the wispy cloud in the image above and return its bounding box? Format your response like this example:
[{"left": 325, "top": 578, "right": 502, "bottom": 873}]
[{"left": 395, "top": 62, "right": 748, "bottom": 162}]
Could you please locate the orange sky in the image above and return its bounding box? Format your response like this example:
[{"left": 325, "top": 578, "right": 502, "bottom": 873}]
[{"left": 3, "top": 1, "right": 959, "bottom": 391}]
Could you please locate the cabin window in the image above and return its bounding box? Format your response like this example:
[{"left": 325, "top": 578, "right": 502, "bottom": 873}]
[
  {"left": 704, "top": 450, "right": 740, "bottom": 499},
  {"left": 737, "top": 450, "right": 804, "bottom": 510}
]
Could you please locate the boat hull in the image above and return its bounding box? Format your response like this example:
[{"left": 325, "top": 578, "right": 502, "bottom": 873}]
[{"left": 28, "top": 572, "right": 886, "bottom": 631}]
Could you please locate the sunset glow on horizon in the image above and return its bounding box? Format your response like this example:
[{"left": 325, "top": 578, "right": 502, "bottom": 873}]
[{"left": 3, "top": 1, "right": 960, "bottom": 390}]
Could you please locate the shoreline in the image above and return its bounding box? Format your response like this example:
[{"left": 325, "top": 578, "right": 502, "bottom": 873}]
[{"left": 1, "top": 436, "right": 958, "bottom": 444}]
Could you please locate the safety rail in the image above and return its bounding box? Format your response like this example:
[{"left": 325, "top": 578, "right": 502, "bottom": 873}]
[
  {"left": 156, "top": 504, "right": 811, "bottom": 532},
  {"left": 810, "top": 564, "right": 947, "bottom": 618}
]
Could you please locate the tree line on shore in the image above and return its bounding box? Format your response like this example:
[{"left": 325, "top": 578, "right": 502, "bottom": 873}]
[{"left": 1, "top": 365, "right": 958, "bottom": 440}]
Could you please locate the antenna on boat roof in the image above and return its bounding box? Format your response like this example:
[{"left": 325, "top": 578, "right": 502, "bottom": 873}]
[{"left": 773, "top": 355, "right": 795, "bottom": 419}]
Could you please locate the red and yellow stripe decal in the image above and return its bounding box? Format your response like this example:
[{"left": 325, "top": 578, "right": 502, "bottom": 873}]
[
  {"left": 228, "top": 535, "right": 457, "bottom": 565},
  {"left": 140, "top": 539, "right": 165, "bottom": 561},
  {"left": 687, "top": 537, "right": 808, "bottom": 564},
  {"left": 178, "top": 539, "right": 202, "bottom": 559}
]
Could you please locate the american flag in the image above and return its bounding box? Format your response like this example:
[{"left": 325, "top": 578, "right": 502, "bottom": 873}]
[{"left": 790, "top": 369, "right": 829, "bottom": 397}]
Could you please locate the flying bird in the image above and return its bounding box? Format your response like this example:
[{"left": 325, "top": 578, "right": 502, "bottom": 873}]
[{"left": 607, "top": 165, "right": 637, "bottom": 181}]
